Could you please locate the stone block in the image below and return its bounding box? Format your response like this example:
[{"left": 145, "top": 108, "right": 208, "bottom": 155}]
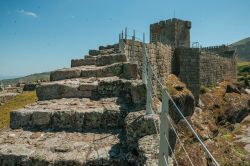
[
  {"left": 10, "top": 110, "right": 32, "bottom": 129},
  {"left": 125, "top": 111, "right": 160, "bottom": 148}
]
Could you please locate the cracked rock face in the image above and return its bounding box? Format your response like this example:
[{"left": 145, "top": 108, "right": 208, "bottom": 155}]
[
  {"left": 124, "top": 111, "right": 160, "bottom": 149},
  {"left": 51, "top": 62, "right": 138, "bottom": 81},
  {"left": 0, "top": 129, "right": 129, "bottom": 166},
  {"left": 36, "top": 77, "right": 146, "bottom": 108},
  {"left": 10, "top": 98, "right": 127, "bottom": 131}
]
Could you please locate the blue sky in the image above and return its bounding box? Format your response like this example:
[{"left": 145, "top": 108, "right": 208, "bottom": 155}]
[{"left": 0, "top": 0, "right": 250, "bottom": 76}]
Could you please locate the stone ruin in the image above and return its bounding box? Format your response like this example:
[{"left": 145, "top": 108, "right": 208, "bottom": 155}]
[
  {"left": 0, "top": 44, "right": 161, "bottom": 165},
  {"left": 0, "top": 18, "right": 237, "bottom": 165},
  {"left": 150, "top": 18, "right": 237, "bottom": 101}
]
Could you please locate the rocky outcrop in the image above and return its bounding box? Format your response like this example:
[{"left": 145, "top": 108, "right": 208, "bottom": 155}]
[
  {"left": 166, "top": 74, "right": 195, "bottom": 123},
  {"left": 222, "top": 92, "right": 250, "bottom": 123},
  {"left": 177, "top": 81, "right": 250, "bottom": 165}
]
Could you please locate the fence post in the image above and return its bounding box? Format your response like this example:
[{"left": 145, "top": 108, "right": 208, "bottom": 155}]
[
  {"left": 119, "top": 33, "right": 121, "bottom": 52},
  {"left": 146, "top": 63, "right": 153, "bottom": 115},
  {"left": 158, "top": 89, "right": 169, "bottom": 166},
  {"left": 142, "top": 33, "right": 147, "bottom": 84},
  {"left": 119, "top": 32, "right": 125, "bottom": 54}
]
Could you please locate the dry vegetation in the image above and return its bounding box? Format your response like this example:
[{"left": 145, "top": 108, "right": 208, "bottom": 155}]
[{"left": 0, "top": 91, "right": 37, "bottom": 130}]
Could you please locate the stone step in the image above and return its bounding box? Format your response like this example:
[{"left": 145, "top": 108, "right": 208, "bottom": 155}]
[
  {"left": 50, "top": 62, "right": 138, "bottom": 81},
  {"left": 36, "top": 77, "right": 146, "bottom": 107},
  {"left": 88, "top": 44, "right": 119, "bottom": 56},
  {"left": 71, "top": 53, "right": 127, "bottom": 67},
  {"left": 10, "top": 98, "right": 127, "bottom": 131},
  {"left": 0, "top": 129, "right": 130, "bottom": 165}
]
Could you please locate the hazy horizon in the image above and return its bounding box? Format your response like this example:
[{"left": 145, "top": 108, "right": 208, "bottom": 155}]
[{"left": 1, "top": 0, "right": 250, "bottom": 76}]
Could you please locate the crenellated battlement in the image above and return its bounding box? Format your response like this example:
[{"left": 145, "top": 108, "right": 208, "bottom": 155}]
[{"left": 201, "top": 44, "right": 230, "bottom": 52}]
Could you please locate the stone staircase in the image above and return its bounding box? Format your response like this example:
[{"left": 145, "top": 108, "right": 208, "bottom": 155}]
[{"left": 0, "top": 44, "right": 159, "bottom": 165}]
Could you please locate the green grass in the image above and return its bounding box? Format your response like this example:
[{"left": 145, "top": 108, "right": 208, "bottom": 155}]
[
  {"left": 0, "top": 91, "right": 37, "bottom": 129},
  {"left": 237, "top": 61, "right": 250, "bottom": 87}
]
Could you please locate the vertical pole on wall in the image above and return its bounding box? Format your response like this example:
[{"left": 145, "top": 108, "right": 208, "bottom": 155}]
[
  {"left": 142, "top": 33, "right": 147, "bottom": 84},
  {"left": 131, "top": 30, "right": 136, "bottom": 64},
  {"left": 125, "top": 27, "right": 128, "bottom": 40},
  {"left": 146, "top": 64, "right": 153, "bottom": 115},
  {"left": 119, "top": 33, "right": 121, "bottom": 52},
  {"left": 158, "top": 89, "right": 169, "bottom": 166},
  {"left": 143, "top": 32, "right": 145, "bottom": 43}
]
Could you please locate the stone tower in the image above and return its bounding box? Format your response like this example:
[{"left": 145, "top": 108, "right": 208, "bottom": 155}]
[{"left": 150, "top": 18, "right": 191, "bottom": 48}]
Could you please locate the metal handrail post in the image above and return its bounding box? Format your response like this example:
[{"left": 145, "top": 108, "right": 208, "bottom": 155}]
[
  {"left": 146, "top": 63, "right": 153, "bottom": 114},
  {"left": 158, "top": 89, "right": 169, "bottom": 166}
]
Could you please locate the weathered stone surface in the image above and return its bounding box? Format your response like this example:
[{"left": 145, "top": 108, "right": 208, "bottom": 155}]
[
  {"left": 51, "top": 62, "right": 138, "bottom": 81},
  {"left": 10, "top": 98, "right": 127, "bottom": 131},
  {"left": 137, "top": 134, "right": 159, "bottom": 166},
  {"left": 166, "top": 74, "right": 195, "bottom": 123},
  {"left": 0, "top": 129, "right": 130, "bottom": 165},
  {"left": 71, "top": 58, "right": 96, "bottom": 67},
  {"left": 125, "top": 111, "right": 160, "bottom": 148},
  {"left": 50, "top": 67, "right": 82, "bottom": 81},
  {"left": 89, "top": 49, "right": 100, "bottom": 56},
  {"left": 96, "top": 53, "right": 127, "bottom": 66},
  {"left": 36, "top": 77, "right": 146, "bottom": 106},
  {"left": 71, "top": 53, "right": 127, "bottom": 67},
  {"left": 0, "top": 92, "right": 18, "bottom": 104},
  {"left": 223, "top": 93, "right": 250, "bottom": 123},
  {"left": 234, "top": 115, "right": 250, "bottom": 154},
  {"left": 23, "top": 83, "right": 37, "bottom": 91}
]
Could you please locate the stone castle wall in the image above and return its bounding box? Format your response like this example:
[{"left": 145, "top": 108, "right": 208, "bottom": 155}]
[
  {"left": 173, "top": 48, "right": 200, "bottom": 101},
  {"left": 201, "top": 45, "right": 229, "bottom": 53},
  {"left": 121, "top": 39, "right": 237, "bottom": 101},
  {"left": 200, "top": 51, "right": 237, "bottom": 86},
  {"left": 150, "top": 18, "right": 191, "bottom": 48},
  {"left": 122, "top": 40, "right": 173, "bottom": 93}
]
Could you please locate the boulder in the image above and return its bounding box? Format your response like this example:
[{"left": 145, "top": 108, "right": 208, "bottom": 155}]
[
  {"left": 166, "top": 74, "right": 195, "bottom": 123},
  {"left": 226, "top": 83, "right": 241, "bottom": 94},
  {"left": 89, "top": 49, "right": 100, "bottom": 56},
  {"left": 222, "top": 93, "right": 250, "bottom": 123},
  {"left": 124, "top": 111, "right": 160, "bottom": 149},
  {"left": 23, "top": 83, "right": 37, "bottom": 91}
]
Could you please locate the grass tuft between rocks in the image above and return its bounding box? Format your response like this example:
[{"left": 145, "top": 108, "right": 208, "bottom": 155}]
[{"left": 0, "top": 91, "right": 37, "bottom": 129}]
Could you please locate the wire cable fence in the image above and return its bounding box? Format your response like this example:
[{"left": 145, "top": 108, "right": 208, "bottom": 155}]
[{"left": 118, "top": 29, "right": 220, "bottom": 166}]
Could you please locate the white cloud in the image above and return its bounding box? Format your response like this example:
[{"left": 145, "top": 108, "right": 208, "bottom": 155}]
[{"left": 18, "top": 9, "right": 38, "bottom": 18}]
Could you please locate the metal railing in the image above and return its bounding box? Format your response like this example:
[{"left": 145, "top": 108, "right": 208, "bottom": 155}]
[{"left": 118, "top": 29, "right": 220, "bottom": 165}]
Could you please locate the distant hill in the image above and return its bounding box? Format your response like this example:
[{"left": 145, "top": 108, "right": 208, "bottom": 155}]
[
  {"left": 0, "top": 72, "right": 50, "bottom": 86},
  {"left": 230, "top": 37, "right": 250, "bottom": 61}
]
